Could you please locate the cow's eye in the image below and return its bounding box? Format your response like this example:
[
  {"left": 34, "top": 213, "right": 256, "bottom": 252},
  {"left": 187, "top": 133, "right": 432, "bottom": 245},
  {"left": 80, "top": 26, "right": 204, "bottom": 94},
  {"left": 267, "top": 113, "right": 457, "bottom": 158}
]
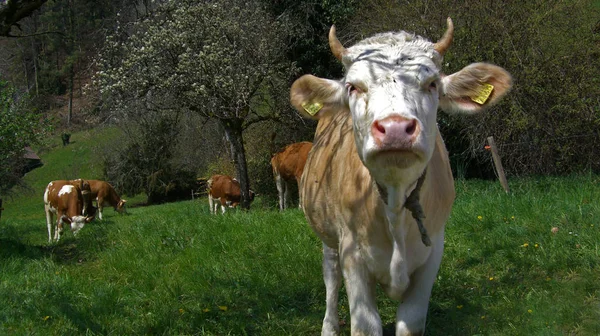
[{"left": 429, "top": 81, "right": 437, "bottom": 90}]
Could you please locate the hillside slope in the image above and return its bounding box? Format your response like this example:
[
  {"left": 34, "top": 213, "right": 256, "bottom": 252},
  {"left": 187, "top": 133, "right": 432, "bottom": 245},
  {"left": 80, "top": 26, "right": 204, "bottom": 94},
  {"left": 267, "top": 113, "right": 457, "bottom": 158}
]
[{"left": 1, "top": 127, "right": 120, "bottom": 222}]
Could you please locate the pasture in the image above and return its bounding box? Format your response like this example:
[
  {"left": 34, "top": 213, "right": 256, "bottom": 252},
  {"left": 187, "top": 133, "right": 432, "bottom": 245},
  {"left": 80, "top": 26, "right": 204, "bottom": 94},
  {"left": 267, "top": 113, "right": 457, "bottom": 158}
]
[{"left": 1, "top": 129, "right": 599, "bottom": 335}]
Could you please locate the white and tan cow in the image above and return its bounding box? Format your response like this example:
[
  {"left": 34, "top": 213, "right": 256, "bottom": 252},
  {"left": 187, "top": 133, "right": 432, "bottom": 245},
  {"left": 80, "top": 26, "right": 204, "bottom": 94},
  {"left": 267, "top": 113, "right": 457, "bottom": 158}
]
[
  {"left": 44, "top": 180, "right": 95, "bottom": 242},
  {"left": 291, "top": 18, "right": 512, "bottom": 335},
  {"left": 87, "top": 180, "right": 127, "bottom": 220},
  {"left": 207, "top": 174, "right": 255, "bottom": 214},
  {"left": 271, "top": 141, "right": 313, "bottom": 210}
]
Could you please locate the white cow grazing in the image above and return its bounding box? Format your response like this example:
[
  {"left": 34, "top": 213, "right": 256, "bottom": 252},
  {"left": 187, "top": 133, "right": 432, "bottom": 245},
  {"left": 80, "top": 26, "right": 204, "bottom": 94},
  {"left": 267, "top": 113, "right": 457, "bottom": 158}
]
[{"left": 290, "top": 18, "right": 512, "bottom": 335}]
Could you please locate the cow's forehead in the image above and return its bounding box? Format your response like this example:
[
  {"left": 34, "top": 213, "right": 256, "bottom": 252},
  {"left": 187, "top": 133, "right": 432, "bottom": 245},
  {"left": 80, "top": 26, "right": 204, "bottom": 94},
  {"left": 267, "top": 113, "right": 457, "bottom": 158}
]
[{"left": 342, "top": 31, "right": 442, "bottom": 78}]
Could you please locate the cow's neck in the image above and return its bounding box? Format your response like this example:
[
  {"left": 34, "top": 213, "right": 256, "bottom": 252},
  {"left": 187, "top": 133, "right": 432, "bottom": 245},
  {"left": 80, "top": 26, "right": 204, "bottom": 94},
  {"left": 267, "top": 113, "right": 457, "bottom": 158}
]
[
  {"left": 375, "top": 167, "right": 431, "bottom": 244},
  {"left": 372, "top": 168, "right": 429, "bottom": 296}
]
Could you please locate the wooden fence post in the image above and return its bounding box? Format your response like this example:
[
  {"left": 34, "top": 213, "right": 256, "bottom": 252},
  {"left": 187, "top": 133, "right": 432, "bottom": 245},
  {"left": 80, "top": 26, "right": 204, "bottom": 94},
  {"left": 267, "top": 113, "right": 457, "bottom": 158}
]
[{"left": 487, "top": 136, "right": 510, "bottom": 193}]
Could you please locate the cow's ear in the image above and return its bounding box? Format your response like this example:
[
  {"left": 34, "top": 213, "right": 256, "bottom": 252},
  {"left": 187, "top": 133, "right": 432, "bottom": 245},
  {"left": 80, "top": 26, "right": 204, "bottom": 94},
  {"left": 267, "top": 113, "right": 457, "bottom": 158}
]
[
  {"left": 290, "top": 75, "right": 346, "bottom": 120},
  {"left": 439, "top": 63, "right": 512, "bottom": 114},
  {"left": 85, "top": 216, "right": 94, "bottom": 223}
]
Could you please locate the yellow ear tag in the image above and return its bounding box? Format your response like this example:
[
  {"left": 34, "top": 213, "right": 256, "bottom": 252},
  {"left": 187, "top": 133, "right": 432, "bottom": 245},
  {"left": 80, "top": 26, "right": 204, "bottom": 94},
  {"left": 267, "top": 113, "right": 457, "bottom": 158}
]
[
  {"left": 301, "top": 101, "right": 323, "bottom": 116},
  {"left": 470, "top": 83, "right": 494, "bottom": 105}
]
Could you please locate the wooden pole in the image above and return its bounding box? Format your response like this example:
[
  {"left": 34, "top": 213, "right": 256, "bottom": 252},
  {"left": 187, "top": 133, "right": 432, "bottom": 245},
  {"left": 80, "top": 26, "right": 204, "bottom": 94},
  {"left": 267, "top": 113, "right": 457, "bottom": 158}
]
[{"left": 487, "top": 136, "right": 510, "bottom": 193}]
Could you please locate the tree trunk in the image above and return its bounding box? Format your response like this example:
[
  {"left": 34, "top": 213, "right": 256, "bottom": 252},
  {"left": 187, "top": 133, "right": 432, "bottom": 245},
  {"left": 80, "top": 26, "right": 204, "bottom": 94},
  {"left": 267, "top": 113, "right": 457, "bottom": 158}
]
[
  {"left": 67, "top": 65, "right": 73, "bottom": 125},
  {"left": 67, "top": 0, "right": 74, "bottom": 126},
  {"left": 220, "top": 118, "right": 251, "bottom": 210}
]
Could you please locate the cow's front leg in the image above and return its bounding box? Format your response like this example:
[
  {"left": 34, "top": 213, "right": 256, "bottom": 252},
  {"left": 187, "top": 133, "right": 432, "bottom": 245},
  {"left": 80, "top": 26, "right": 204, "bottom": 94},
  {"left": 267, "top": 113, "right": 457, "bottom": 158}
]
[
  {"left": 283, "top": 180, "right": 292, "bottom": 209},
  {"left": 341, "top": 239, "right": 381, "bottom": 336},
  {"left": 322, "top": 243, "right": 342, "bottom": 336},
  {"left": 275, "top": 175, "right": 285, "bottom": 211},
  {"left": 396, "top": 233, "right": 444, "bottom": 336},
  {"left": 208, "top": 196, "right": 215, "bottom": 214},
  {"left": 45, "top": 205, "right": 54, "bottom": 243}
]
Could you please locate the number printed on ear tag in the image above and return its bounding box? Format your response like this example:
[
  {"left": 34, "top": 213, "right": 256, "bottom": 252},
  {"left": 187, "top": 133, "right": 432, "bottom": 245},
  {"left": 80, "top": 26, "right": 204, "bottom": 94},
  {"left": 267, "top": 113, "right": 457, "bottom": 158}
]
[
  {"left": 470, "top": 83, "right": 494, "bottom": 105},
  {"left": 302, "top": 101, "right": 323, "bottom": 116}
]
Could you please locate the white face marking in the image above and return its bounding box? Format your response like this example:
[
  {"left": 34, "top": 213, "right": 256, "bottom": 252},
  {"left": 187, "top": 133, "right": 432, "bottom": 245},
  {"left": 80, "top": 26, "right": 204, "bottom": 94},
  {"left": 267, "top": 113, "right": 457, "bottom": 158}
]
[
  {"left": 58, "top": 185, "right": 75, "bottom": 197},
  {"left": 69, "top": 216, "right": 88, "bottom": 234},
  {"left": 342, "top": 34, "right": 443, "bottom": 185}
]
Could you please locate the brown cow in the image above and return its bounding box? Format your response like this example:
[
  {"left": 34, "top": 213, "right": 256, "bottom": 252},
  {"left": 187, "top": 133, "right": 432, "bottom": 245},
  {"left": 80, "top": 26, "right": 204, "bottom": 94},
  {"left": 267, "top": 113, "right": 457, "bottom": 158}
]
[
  {"left": 44, "top": 180, "right": 95, "bottom": 242},
  {"left": 207, "top": 174, "right": 255, "bottom": 214},
  {"left": 87, "top": 180, "right": 127, "bottom": 220},
  {"left": 290, "top": 18, "right": 511, "bottom": 335},
  {"left": 270, "top": 141, "right": 312, "bottom": 211}
]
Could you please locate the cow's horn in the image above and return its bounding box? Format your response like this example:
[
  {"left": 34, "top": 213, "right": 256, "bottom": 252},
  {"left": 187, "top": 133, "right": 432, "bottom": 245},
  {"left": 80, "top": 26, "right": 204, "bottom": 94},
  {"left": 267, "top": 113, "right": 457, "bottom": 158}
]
[
  {"left": 433, "top": 17, "right": 454, "bottom": 55},
  {"left": 329, "top": 25, "right": 346, "bottom": 61}
]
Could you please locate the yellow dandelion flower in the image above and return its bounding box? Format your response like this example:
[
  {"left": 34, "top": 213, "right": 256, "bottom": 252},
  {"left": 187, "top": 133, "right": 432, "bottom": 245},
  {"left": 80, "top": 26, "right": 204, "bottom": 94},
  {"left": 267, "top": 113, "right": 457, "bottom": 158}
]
[
  {"left": 218, "top": 306, "right": 228, "bottom": 311},
  {"left": 528, "top": 309, "right": 533, "bottom": 313},
  {"left": 534, "top": 244, "right": 539, "bottom": 248},
  {"left": 43, "top": 316, "right": 50, "bottom": 321},
  {"left": 202, "top": 308, "right": 210, "bottom": 313},
  {"left": 546, "top": 277, "right": 551, "bottom": 281},
  {"left": 489, "top": 277, "right": 494, "bottom": 281},
  {"left": 178, "top": 308, "right": 185, "bottom": 314},
  {"left": 481, "top": 315, "right": 486, "bottom": 319},
  {"left": 511, "top": 216, "right": 515, "bottom": 220},
  {"left": 456, "top": 305, "right": 463, "bottom": 309},
  {"left": 477, "top": 216, "right": 483, "bottom": 220},
  {"left": 522, "top": 243, "right": 529, "bottom": 248}
]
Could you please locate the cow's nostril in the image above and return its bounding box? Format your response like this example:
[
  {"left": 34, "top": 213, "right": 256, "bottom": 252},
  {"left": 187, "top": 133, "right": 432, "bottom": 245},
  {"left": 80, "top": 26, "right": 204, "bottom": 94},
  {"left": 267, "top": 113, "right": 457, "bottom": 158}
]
[
  {"left": 374, "top": 120, "right": 386, "bottom": 135},
  {"left": 405, "top": 120, "right": 417, "bottom": 135}
]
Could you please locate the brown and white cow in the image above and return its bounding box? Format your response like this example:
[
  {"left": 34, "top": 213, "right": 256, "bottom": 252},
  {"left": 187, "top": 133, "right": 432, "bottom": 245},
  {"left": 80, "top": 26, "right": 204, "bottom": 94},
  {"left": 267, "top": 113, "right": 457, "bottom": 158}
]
[
  {"left": 207, "top": 174, "right": 255, "bottom": 214},
  {"left": 291, "top": 18, "right": 511, "bottom": 335},
  {"left": 87, "top": 180, "right": 127, "bottom": 220},
  {"left": 270, "top": 141, "right": 313, "bottom": 210},
  {"left": 44, "top": 180, "right": 95, "bottom": 242}
]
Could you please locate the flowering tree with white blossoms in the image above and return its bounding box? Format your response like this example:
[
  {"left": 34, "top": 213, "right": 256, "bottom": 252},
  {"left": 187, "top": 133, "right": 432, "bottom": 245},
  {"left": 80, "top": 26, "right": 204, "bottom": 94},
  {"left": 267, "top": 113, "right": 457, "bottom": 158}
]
[{"left": 96, "top": 0, "right": 297, "bottom": 209}]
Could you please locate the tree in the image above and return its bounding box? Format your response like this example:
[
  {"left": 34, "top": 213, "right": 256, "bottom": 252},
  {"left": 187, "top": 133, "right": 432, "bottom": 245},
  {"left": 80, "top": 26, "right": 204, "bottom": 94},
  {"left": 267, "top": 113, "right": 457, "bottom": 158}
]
[
  {"left": 0, "top": 0, "right": 47, "bottom": 36},
  {"left": 0, "top": 78, "right": 51, "bottom": 194},
  {"left": 97, "top": 0, "right": 297, "bottom": 209}
]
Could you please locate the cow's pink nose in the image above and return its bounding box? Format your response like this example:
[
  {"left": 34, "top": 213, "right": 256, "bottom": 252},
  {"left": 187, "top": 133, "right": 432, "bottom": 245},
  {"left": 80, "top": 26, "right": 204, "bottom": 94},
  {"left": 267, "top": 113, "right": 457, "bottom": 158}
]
[{"left": 371, "top": 116, "right": 419, "bottom": 148}]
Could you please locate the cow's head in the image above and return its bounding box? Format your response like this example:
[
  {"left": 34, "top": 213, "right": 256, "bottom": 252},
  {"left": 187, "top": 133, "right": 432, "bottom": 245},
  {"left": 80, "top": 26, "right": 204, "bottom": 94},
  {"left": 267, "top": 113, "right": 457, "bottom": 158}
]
[
  {"left": 116, "top": 199, "right": 127, "bottom": 214},
  {"left": 291, "top": 18, "right": 512, "bottom": 186},
  {"left": 60, "top": 215, "right": 94, "bottom": 236}
]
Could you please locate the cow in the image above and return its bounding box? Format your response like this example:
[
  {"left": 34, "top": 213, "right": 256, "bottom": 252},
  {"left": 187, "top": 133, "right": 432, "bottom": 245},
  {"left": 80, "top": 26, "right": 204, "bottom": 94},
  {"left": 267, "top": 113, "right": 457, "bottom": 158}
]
[
  {"left": 87, "top": 180, "right": 127, "bottom": 220},
  {"left": 207, "top": 174, "right": 255, "bottom": 214},
  {"left": 270, "top": 141, "right": 313, "bottom": 211},
  {"left": 290, "top": 18, "right": 512, "bottom": 335},
  {"left": 46, "top": 179, "right": 94, "bottom": 217},
  {"left": 44, "top": 180, "right": 95, "bottom": 242}
]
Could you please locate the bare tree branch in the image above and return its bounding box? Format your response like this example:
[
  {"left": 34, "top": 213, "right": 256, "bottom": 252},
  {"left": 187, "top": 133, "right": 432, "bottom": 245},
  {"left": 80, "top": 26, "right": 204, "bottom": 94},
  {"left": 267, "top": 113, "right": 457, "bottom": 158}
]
[{"left": 0, "top": 0, "right": 48, "bottom": 37}]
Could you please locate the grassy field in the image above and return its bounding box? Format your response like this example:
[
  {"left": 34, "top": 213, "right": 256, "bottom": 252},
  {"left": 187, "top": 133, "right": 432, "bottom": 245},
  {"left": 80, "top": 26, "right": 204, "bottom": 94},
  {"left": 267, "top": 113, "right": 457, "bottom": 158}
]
[{"left": 1, "top": 128, "right": 599, "bottom": 335}]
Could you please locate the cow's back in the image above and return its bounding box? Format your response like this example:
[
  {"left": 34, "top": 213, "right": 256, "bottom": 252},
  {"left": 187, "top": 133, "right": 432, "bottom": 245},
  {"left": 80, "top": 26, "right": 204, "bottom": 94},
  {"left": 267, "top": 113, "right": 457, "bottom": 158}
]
[
  {"left": 44, "top": 180, "right": 83, "bottom": 215},
  {"left": 209, "top": 175, "right": 240, "bottom": 200},
  {"left": 272, "top": 142, "right": 313, "bottom": 181},
  {"left": 88, "top": 180, "right": 118, "bottom": 200}
]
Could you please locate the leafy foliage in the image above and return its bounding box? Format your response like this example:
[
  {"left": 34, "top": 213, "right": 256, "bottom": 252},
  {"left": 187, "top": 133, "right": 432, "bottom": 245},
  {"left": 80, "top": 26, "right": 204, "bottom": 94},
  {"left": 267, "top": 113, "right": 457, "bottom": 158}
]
[
  {"left": 0, "top": 79, "right": 51, "bottom": 194},
  {"left": 95, "top": 0, "right": 299, "bottom": 208}
]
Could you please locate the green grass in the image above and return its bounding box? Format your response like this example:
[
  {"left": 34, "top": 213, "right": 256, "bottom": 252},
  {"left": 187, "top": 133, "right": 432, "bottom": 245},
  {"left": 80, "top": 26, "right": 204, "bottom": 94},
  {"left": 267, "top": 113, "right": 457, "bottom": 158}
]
[{"left": 1, "top": 128, "right": 599, "bottom": 335}]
